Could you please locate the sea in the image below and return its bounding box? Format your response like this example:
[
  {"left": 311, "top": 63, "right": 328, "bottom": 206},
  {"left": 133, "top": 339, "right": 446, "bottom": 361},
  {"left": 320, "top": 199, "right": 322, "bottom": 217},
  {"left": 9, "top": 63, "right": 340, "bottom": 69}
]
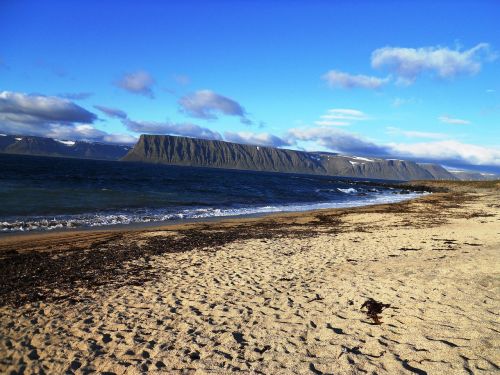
[{"left": 0, "top": 154, "right": 426, "bottom": 233}]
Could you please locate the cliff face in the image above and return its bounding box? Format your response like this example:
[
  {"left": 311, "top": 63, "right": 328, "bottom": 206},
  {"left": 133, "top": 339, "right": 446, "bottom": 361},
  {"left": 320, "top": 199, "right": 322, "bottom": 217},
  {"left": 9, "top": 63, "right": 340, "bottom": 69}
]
[
  {"left": 123, "top": 134, "right": 326, "bottom": 174},
  {"left": 0, "top": 135, "right": 131, "bottom": 160},
  {"left": 417, "top": 163, "right": 458, "bottom": 180},
  {"left": 122, "top": 134, "right": 458, "bottom": 181},
  {"left": 317, "top": 154, "right": 436, "bottom": 180}
]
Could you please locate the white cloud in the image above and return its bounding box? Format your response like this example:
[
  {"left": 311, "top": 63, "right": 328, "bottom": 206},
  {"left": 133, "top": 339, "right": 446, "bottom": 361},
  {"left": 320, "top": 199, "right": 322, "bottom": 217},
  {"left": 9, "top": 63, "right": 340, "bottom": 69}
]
[
  {"left": 287, "top": 127, "right": 388, "bottom": 156},
  {"left": 94, "top": 105, "right": 128, "bottom": 119},
  {"left": 115, "top": 70, "right": 155, "bottom": 98},
  {"left": 1, "top": 121, "right": 134, "bottom": 144},
  {"left": 315, "top": 108, "right": 368, "bottom": 126},
  {"left": 0, "top": 91, "right": 134, "bottom": 144},
  {"left": 372, "top": 43, "right": 494, "bottom": 84},
  {"left": 314, "top": 120, "right": 349, "bottom": 126},
  {"left": 179, "top": 90, "right": 251, "bottom": 124},
  {"left": 392, "top": 98, "right": 406, "bottom": 107},
  {"left": 102, "top": 133, "right": 137, "bottom": 144},
  {"left": 324, "top": 108, "right": 368, "bottom": 120},
  {"left": 386, "top": 126, "right": 448, "bottom": 140},
  {"left": 391, "top": 97, "right": 418, "bottom": 107},
  {"left": 286, "top": 126, "right": 500, "bottom": 166},
  {"left": 322, "top": 70, "right": 389, "bottom": 89},
  {"left": 389, "top": 140, "right": 500, "bottom": 166},
  {"left": 53, "top": 125, "right": 133, "bottom": 144},
  {"left": 224, "top": 131, "right": 290, "bottom": 147},
  {"left": 57, "top": 124, "right": 105, "bottom": 139},
  {"left": 58, "top": 92, "right": 93, "bottom": 100},
  {"left": 124, "top": 120, "right": 289, "bottom": 147},
  {"left": 123, "top": 119, "right": 222, "bottom": 140},
  {"left": 0, "top": 91, "right": 96, "bottom": 124},
  {"left": 438, "top": 115, "right": 470, "bottom": 125}
]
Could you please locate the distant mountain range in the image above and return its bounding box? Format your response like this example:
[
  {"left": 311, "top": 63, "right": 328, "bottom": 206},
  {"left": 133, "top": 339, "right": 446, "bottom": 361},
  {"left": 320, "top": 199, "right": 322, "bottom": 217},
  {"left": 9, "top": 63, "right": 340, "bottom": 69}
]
[
  {"left": 122, "top": 134, "right": 459, "bottom": 181},
  {"left": 0, "top": 134, "right": 131, "bottom": 160},
  {"left": 2, "top": 133, "right": 497, "bottom": 181},
  {"left": 448, "top": 170, "right": 499, "bottom": 181}
]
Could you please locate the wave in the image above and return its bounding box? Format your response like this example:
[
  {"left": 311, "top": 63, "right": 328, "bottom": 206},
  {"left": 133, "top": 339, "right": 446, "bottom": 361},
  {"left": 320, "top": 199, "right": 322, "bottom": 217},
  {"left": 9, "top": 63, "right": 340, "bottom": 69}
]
[
  {"left": 0, "top": 192, "right": 427, "bottom": 233},
  {"left": 337, "top": 188, "right": 357, "bottom": 194}
]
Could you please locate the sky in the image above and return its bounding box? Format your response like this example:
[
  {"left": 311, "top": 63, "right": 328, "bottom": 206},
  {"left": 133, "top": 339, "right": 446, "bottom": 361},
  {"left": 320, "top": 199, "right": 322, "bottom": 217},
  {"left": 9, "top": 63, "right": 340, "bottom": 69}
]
[{"left": 1, "top": 0, "right": 499, "bottom": 171}]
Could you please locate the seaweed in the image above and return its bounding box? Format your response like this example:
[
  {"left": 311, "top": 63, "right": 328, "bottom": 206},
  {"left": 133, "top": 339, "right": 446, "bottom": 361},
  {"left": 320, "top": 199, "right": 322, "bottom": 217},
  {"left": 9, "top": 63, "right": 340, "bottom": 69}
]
[{"left": 361, "top": 298, "right": 391, "bottom": 325}]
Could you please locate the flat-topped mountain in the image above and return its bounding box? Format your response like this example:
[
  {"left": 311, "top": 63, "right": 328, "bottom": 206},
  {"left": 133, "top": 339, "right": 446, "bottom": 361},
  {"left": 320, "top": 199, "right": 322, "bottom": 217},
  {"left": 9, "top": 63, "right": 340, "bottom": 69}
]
[
  {"left": 122, "top": 134, "right": 323, "bottom": 175},
  {"left": 122, "top": 134, "right": 458, "bottom": 181},
  {"left": 0, "top": 134, "right": 131, "bottom": 160}
]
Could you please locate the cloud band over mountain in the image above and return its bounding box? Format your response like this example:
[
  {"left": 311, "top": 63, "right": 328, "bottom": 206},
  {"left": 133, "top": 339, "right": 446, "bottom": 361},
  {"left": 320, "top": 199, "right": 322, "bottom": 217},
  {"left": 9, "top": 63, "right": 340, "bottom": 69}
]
[{"left": 0, "top": 91, "right": 135, "bottom": 143}]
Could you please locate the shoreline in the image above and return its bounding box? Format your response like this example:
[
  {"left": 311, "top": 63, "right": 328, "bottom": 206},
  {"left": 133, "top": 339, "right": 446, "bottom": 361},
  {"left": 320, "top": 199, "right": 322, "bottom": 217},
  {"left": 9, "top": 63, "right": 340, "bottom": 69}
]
[
  {"left": 0, "top": 182, "right": 489, "bottom": 307},
  {"left": 1, "top": 180, "right": 499, "bottom": 374},
  {"left": 0, "top": 184, "right": 436, "bottom": 246},
  {"left": 0, "top": 189, "right": 427, "bottom": 238}
]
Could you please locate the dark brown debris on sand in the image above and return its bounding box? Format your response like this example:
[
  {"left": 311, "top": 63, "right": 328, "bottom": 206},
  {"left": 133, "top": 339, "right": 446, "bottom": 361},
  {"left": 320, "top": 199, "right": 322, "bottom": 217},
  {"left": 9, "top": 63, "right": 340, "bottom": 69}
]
[
  {"left": 361, "top": 298, "right": 391, "bottom": 325},
  {"left": 0, "top": 217, "right": 341, "bottom": 307}
]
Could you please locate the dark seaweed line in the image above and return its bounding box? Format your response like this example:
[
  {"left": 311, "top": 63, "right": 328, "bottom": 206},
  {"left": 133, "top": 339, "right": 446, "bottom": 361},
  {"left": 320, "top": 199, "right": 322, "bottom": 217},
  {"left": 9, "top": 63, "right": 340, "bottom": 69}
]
[{"left": 0, "top": 216, "right": 341, "bottom": 307}]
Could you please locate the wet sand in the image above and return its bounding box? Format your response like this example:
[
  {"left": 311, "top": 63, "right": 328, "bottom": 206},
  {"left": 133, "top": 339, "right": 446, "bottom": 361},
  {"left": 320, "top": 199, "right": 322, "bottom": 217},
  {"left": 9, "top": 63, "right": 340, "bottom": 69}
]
[{"left": 1, "top": 181, "right": 499, "bottom": 374}]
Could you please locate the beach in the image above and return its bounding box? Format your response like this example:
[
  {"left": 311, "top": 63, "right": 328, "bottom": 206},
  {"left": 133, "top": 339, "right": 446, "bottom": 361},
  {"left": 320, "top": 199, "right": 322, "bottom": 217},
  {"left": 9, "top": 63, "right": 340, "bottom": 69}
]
[{"left": 0, "top": 181, "right": 499, "bottom": 374}]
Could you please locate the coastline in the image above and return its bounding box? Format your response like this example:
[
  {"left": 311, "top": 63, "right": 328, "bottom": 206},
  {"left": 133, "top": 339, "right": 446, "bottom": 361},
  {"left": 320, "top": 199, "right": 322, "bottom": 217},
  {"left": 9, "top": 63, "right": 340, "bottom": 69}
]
[
  {"left": 0, "top": 187, "right": 426, "bottom": 238},
  {"left": 0, "top": 185, "right": 426, "bottom": 235},
  {"left": 0, "top": 179, "right": 434, "bottom": 248},
  {"left": 0, "top": 180, "right": 499, "bottom": 374}
]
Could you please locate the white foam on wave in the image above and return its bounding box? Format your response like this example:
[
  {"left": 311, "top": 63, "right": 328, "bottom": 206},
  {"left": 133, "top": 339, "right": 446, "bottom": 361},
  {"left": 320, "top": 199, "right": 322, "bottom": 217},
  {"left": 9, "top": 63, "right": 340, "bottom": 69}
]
[
  {"left": 0, "top": 192, "right": 427, "bottom": 233},
  {"left": 337, "top": 188, "right": 357, "bottom": 194}
]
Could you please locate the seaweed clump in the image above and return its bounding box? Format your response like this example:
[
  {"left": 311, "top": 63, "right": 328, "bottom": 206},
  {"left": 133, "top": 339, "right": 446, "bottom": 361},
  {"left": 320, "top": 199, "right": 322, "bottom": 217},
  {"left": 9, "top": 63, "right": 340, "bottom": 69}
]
[{"left": 361, "top": 298, "right": 391, "bottom": 325}]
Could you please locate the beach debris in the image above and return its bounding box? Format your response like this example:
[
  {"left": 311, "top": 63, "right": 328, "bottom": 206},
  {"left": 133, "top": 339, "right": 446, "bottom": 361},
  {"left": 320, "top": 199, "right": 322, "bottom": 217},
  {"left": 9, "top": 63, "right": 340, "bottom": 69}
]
[
  {"left": 254, "top": 345, "right": 271, "bottom": 354},
  {"left": 338, "top": 345, "right": 385, "bottom": 359},
  {"left": 309, "top": 363, "right": 324, "bottom": 374},
  {"left": 308, "top": 293, "right": 324, "bottom": 303},
  {"left": 232, "top": 332, "right": 248, "bottom": 347},
  {"left": 326, "top": 323, "right": 344, "bottom": 334},
  {"left": 155, "top": 361, "right": 166, "bottom": 369},
  {"left": 189, "top": 351, "right": 201, "bottom": 361},
  {"left": 338, "top": 346, "right": 362, "bottom": 358},
  {"left": 399, "top": 247, "right": 421, "bottom": 251},
  {"left": 361, "top": 298, "right": 391, "bottom": 325}
]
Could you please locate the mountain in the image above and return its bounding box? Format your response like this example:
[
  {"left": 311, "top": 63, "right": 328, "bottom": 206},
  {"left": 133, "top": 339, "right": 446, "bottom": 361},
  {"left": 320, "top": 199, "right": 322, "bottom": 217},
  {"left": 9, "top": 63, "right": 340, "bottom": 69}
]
[
  {"left": 122, "top": 134, "right": 458, "bottom": 181},
  {"left": 4, "top": 133, "right": 489, "bottom": 181},
  {"left": 123, "top": 133, "right": 324, "bottom": 174},
  {"left": 0, "top": 134, "right": 131, "bottom": 160},
  {"left": 416, "top": 163, "right": 458, "bottom": 180},
  {"left": 448, "top": 170, "right": 500, "bottom": 181},
  {"left": 317, "top": 154, "right": 456, "bottom": 180}
]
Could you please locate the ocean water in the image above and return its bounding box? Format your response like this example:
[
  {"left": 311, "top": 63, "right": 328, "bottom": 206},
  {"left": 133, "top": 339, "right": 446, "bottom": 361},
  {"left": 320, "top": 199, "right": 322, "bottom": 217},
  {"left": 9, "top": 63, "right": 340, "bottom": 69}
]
[{"left": 0, "top": 154, "right": 425, "bottom": 232}]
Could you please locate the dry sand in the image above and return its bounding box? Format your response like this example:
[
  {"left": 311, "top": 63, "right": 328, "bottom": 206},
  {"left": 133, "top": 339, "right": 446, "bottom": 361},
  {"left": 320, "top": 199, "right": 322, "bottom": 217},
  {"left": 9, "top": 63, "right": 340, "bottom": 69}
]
[{"left": 0, "top": 181, "right": 499, "bottom": 374}]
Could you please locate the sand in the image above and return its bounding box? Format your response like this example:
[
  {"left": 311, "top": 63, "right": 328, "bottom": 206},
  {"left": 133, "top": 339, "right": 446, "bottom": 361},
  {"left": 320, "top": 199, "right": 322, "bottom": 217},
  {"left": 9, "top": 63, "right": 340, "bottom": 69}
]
[{"left": 0, "top": 181, "right": 499, "bottom": 374}]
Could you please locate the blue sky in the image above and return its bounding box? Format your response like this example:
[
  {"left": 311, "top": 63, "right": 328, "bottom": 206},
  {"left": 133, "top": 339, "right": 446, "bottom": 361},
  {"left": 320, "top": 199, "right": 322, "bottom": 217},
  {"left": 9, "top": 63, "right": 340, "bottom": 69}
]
[{"left": 1, "top": 0, "right": 499, "bottom": 169}]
